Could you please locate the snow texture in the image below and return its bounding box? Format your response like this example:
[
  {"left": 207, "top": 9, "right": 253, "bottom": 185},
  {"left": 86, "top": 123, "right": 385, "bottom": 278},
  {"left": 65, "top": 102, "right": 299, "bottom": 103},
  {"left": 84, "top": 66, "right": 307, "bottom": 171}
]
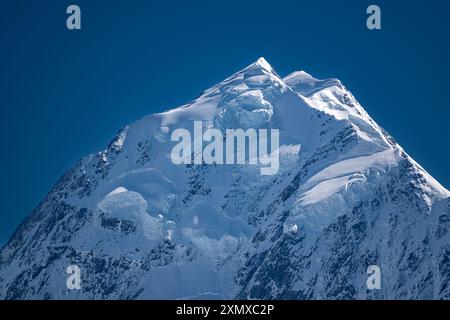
[{"left": 1, "top": 57, "right": 449, "bottom": 300}]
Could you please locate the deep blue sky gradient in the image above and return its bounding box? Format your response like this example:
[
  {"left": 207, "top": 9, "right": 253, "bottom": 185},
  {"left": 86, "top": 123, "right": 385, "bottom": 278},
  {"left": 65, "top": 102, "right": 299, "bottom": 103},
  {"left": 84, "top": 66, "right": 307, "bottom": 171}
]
[{"left": 1, "top": 0, "right": 449, "bottom": 245}]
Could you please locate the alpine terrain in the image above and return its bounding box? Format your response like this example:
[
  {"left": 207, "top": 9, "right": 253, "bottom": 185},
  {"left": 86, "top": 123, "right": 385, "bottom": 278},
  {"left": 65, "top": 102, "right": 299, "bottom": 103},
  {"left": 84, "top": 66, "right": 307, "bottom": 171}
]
[{"left": 1, "top": 58, "right": 449, "bottom": 300}]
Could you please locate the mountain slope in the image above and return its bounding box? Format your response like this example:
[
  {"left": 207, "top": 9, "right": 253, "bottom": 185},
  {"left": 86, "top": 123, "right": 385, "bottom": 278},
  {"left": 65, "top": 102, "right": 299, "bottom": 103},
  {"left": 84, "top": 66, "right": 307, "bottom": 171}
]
[{"left": 1, "top": 58, "right": 449, "bottom": 299}]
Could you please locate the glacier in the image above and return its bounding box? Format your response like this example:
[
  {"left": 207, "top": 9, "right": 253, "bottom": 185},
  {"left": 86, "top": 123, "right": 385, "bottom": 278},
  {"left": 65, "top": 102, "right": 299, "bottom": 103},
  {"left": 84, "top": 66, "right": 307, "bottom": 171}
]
[{"left": 0, "top": 57, "right": 449, "bottom": 300}]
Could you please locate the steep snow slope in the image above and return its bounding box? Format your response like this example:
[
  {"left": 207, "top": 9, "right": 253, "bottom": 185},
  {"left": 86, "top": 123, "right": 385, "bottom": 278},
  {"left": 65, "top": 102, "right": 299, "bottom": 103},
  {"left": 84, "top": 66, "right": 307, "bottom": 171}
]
[{"left": 1, "top": 58, "right": 449, "bottom": 300}]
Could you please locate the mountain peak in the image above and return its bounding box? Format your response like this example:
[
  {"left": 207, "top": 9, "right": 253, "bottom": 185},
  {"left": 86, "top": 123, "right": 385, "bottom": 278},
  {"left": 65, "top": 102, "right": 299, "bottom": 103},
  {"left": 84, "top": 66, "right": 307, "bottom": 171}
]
[
  {"left": 241, "top": 57, "right": 275, "bottom": 74},
  {"left": 1, "top": 59, "right": 449, "bottom": 300},
  {"left": 255, "top": 57, "right": 272, "bottom": 70}
]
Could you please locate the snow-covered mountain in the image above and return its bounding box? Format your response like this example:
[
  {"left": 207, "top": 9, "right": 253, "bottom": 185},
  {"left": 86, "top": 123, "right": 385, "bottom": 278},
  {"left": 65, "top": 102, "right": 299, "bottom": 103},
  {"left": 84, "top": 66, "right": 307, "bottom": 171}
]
[{"left": 1, "top": 58, "right": 449, "bottom": 299}]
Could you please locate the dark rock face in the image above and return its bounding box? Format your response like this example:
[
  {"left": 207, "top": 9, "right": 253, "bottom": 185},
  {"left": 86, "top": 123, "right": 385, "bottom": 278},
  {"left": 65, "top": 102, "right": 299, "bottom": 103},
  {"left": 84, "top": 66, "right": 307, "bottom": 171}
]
[{"left": 236, "top": 162, "right": 450, "bottom": 300}]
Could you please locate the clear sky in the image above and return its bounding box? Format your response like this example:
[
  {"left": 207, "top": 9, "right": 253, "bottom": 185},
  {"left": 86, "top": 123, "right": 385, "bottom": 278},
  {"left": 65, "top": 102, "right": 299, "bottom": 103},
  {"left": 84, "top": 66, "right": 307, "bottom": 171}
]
[{"left": 1, "top": 0, "right": 449, "bottom": 246}]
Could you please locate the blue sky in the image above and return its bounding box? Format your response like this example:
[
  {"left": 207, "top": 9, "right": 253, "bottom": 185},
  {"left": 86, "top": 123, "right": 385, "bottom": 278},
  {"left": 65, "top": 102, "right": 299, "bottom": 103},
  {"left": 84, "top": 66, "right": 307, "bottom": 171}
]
[{"left": 1, "top": 0, "right": 449, "bottom": 245}]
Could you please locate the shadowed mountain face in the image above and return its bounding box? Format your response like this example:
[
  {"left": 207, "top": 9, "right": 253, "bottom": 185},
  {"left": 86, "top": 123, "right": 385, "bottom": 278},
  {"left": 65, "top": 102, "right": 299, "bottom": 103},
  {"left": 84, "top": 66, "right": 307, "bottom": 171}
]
[{"left": 1, "top": 58, "right": 449, "bottom": 300}]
